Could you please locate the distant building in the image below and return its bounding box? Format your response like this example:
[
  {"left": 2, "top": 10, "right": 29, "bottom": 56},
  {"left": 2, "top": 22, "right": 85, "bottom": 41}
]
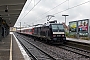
[{"left": 10, "top": 27, "right": 17, "bottom": 32}]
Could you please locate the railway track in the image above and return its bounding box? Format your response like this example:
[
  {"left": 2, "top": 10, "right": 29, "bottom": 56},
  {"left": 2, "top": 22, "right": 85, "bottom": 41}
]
[
  {"left": 15, "top": 33, "right": 57, "bottom": 60},
  {"left": 58, "top": 45, "right": 90, "bottom": 58},
  {"left": 20, "top": 33, "right": 90, "bottom": 58},
  {"left": 15, "top": 33, "right": 90, "bottom": 60}
]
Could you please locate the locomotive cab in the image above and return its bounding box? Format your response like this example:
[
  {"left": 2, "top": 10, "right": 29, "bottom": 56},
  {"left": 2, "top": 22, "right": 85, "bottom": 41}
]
[{"left": 50, "top": 24, "right": 66, "bottom": 43}]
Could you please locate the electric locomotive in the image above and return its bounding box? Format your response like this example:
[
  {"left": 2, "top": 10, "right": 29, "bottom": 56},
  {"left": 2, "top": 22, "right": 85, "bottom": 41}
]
[{"left": 33, "top": 20, "right": 66, "bottom": 44}]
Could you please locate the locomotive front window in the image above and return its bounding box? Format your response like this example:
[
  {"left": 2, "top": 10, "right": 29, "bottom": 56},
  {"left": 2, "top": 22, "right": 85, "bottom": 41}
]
[
  {"left": 52, "top": 24, "right": 64, "bottom": 29},
  {"left": 51, "top": 24, "right": 64, "bottom": 32}
]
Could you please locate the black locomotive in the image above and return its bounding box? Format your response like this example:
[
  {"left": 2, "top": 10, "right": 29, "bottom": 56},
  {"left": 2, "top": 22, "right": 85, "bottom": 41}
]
[{"left": 33, "top": 20, "right": 66, "bottom": 44}]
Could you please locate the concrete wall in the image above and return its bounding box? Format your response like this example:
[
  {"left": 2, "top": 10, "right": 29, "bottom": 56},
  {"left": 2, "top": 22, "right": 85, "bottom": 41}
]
[
  {"left": 0, "top": 17, "right": 10, "bottom": 41},
  {"left": 0, "top": 17, "right": 2, "bottom": 40}
]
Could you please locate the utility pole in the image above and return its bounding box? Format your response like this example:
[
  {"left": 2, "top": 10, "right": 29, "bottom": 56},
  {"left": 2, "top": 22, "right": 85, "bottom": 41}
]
[
  {"left": 20, "top": 22, "right": 21, "bottom": 32},
  {"left": 62, "top": 15, "right": 69, "bottom": 25}
]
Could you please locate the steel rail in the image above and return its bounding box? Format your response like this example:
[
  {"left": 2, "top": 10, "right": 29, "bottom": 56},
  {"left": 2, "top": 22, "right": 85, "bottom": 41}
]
[
  {"left": 15, "top": 33, "right": 57, "bottom": 60},
  {"left": 16, "top": 34, "right": 38, "bottom": 60},
  {"left": 58, "top": 45, "right": 90, "bottom": 58}
]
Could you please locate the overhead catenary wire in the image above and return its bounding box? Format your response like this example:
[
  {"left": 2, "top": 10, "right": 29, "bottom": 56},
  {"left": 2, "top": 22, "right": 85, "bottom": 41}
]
[
  {"left": 36, "top": 0, "right": 90, "bottom": 22},
  {"left": 68, "top": 0, "right": 69, "bottom": 9},
  {"left": 34, "top": 0, "right": 35, "bottom": 6},
  {"left": 25, "top": 0, "right": 33, "bottom": 11},
  {"left": 40, "top": 0, "right": 68, "bottom": 16},
  {"left": 17, "top": 0, "right": 32, "bottom": 21},
  {"left": 17, "top": 0, "right": 90, "bottom": 27},
  {"left": 22, "top": 0, "right": 33, "bottom": 17},
  {"left": 19, "top": 0, "right": 41, "bottom": 21},
  {"left": 18, "top": 0, "right": 68, "bottom": 26},
  {"left": 34, "top": 0, "right": 68, "bottom": 23},
  {"left": 53, "top": 0, "right": 90, "bottom": 15}
]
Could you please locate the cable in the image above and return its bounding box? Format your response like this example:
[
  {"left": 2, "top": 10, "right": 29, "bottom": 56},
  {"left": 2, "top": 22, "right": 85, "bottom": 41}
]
[
  {"left": 34, "top": 0, "right": 68, "bottom": 23},
  {"left": 53, "top": 0, "right": 90, "bottom": 15},
  {"left": 18, "top": 0, "right": 90, "bottom": 26},
  {"left": 34, "top": 0, "right": 35, "bottom": 6},
  {"left": 68, "top": 0, "right": 69, "bottom": 9},
  {"left": 25, "top": 0, "right": 32, "bottom": 11},
  {"left": 40, "top": 0, "right": 68, "bottom": 16},
  {"left": 22, "top": 0, "right": 32, "bottom": 17},
  {"left": 19, "top": 0, "right": 67, "bottom": 25},
  {"left": 19, "top": 0, "right": 41, "bottom": 21},
  {"left": 35, "top": 0, "right": 90, "bottom": 23}
]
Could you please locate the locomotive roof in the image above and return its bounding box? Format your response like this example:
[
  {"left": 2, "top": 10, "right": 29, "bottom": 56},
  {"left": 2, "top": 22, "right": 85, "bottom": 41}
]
[
  {"left": 42, "top": 23, "right": 60, "bottom": 27},
  {"left": 34, "top": 23, "right": 63, "bottom": 28},
  {"left": 17, "top": 27, "right": 32, "bottom": 30},
  {"left": 34, "top": 25, "right": 42, "bottom": 28},
  {"left": 42, "top": 23, "right": 62, "bottom": 27}
]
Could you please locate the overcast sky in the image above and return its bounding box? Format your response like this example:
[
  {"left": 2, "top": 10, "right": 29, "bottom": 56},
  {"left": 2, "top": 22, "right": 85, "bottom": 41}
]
[{"left": 14, "top": 0, "right": 90, "bottom": 27}]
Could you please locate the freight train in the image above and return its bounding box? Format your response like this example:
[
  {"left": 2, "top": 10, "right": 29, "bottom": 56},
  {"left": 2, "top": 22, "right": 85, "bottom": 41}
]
[{"left": 16, "top": 20, "right": 66, "bottom": 44}]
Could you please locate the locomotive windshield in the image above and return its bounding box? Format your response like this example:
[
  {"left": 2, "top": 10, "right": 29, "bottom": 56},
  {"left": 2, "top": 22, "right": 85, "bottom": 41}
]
[{"left": 51, "top": 24, "right": 64, "bottom": 32}]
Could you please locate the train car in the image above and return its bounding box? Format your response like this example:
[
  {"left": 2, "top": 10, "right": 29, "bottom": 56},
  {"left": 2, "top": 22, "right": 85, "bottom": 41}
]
[
  {"left": 16, "top": 27, "right": 34, "bottom": 35},
  {"left": 33, "top": 21, "right": 66, "bottom": 44},
  {"left": 16, "top": 20, "right": 66, "bottom": 44}
]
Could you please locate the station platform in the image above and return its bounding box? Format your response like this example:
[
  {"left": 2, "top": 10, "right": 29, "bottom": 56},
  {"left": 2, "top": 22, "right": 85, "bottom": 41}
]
[
  {"left": 66, "top": 38, "right": 90, "bottom": 44},
  {"left": 0, "top": 34, "right": 11, "bottom": 60},
  {"left": 0, "top": 32, "right": 30, "bottom": 60},
  {"left": 0, "top": 32, "right": 90, "bottom": 60}
]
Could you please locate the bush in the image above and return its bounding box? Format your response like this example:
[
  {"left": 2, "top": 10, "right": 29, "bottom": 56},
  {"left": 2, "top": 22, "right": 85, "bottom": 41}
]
[
  {"left": 80, "top": 37, "right": 90, "bottom": 40},
  {"left": 65, "top": 32, "right": 69, "bottom": 36},
  {"left": 65, "top": 32, "right": 77, "bottom": 38}
]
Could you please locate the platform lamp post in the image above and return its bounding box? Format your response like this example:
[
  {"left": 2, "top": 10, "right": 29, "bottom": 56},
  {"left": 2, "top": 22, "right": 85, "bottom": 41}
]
[{"left": 62, "top": 15, "right": 69, "bottom": 25}]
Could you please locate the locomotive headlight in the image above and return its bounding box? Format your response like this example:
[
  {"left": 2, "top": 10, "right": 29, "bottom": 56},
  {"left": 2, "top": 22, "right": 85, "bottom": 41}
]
[
  {"left": 62, "top": 35, "right": 64, "bottom": 37},
  {"left": 53, "top": 35, "right": 56, "bottom": 37}
]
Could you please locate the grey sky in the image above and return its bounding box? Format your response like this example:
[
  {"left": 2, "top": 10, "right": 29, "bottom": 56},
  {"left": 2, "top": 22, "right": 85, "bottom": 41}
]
[{"left": 14, "top": 0, "right": 90, "bottom": 27}]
